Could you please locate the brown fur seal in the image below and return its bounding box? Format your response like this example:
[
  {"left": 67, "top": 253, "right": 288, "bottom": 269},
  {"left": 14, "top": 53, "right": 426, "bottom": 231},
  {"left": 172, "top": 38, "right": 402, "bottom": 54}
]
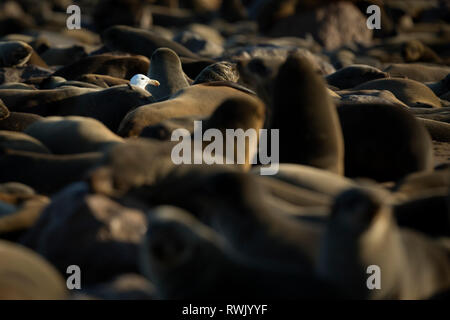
[
  {"left": 0, "top": 112, "right": 43, "bottom": 132},
  {"left": 0, "top": 98, "right": 8, "bottom": 120},
  {"left": 118, "top": 82, "right": 258, "bottom": 137},
  {"left": 0, "top": 83, "right": 36, "bottom": 90},
  {"left": 0, "top": 240, "right": 67, "bottom": 299},
  {"left": 337, "top": 89, "right": 409, "bottom": 107},
  {"left": 353, "top": 78, "right": 442, "bottom": 108},
  {"left": 140, "top": 205, "right": 339, "bottom": 299},
  {"left": 0, "top": 192, "right": 49, "bottom": 242},
  {"left": 326, "top": 65, "right": 388, "bottom": 90},
  {"left": 393, "top": 193, "right": 450, "bottom": 238},
  {"left": 179, "top": 56, "right": 217, "bottom": 80},
  {"left": 272, "top": 53, "right": 344, "bottom": 174},
  {"left": 40, "top": 45, "right": 87, "bottom": 66},
  {"left": 88, "top": 138, "right": 176, "bottom": 197},
  {"left": 419, "top": 118, "right": 450, "bottom": 142},
  {"left": 427, "top": 74, "right": 450, "bottom": 97},
  {"left": 143, "top": 167, "right": 324, "bottom": 272},
  {"left": 20, "top": 182, "right": 147, "bottom": 286},
  {"left": 384, "top": 63, "right": 450, "bottom": 83},
  {"left": 200, "top": 96, "right": 266, "bottom": 172},
  {"left": 318, "top": 187, "right": 450, "bottom": 299},
  {"left": 0, "top": 85, "right": 153, "bottom": 132},
  {"left": 412, "top": 107, "right": 450, "bottom": 124},
  {"left": 76, "top": 74, "right": 129, "bottom": 88},
  {"left": 0, "top": 130, "right": 50, "bottom": 154},
  {"left": 0, "top": 149, "right": 102, "bottom": 195},
  {"left": 260, "top": 163, "right": 357, "bottom": 197},
  {"left": 24, "top": 116, "right": 124, "bottom": 154},
  {"left": 146, "top": 48, "right": 189, "bottom": 101},
  {"left": 338, "top": 103, "right": 434, "bottom": 182},
  {"left": 193, "top": 61, "right": 239, "bottom": 85},
  {"left": 102, "top": 25, "right": 200, "bottom": 59},
  {"left": 53, "top": 54, "right": 150, "bottom": 80},
  {"left": 0, "top": 41, "right": 33, "bottom": 67},
  {"left": 402, "top": 40, "right": 442, "bottom": 64}
]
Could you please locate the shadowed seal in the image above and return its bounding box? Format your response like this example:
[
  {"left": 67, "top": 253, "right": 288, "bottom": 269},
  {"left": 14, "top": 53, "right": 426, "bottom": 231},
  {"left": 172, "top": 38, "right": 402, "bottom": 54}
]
[
  {"left": 102, "top": 25, "right": 200, "bottom": 59},
  {"left": 353, "top": 78, "right": 442, "bottom": 108},
  {"left": 146, "top": 48, "right": 189, "bottom": 100},
  {"left": 338, "top": 103, "right": 434, "bottom": 182},
  {"left": 118, "top": 82, "right": 258, "bottom": 137},
  {"left": 53, "top": 54, "right": 150, "bottom": 80},
  {"left": 272, "top": 53, "right": 344, "bottom": 174},
  {"left": 326, "top": 65, "right": 388, "bottom": 90},
  {"left": 0, "top": 240, "right": 67, "bottom": 299},
  {"left": 318, "top": 187, "right": 450, "bottom": 299},
  {"left": 24, "top": 116, "right": 124, "bottom": 154},
  {"left": 0, "top": 41, "right": 33, "bottom": 67},
  {"left": 140, "top": 205, "right": 339, "bottom": 299}
]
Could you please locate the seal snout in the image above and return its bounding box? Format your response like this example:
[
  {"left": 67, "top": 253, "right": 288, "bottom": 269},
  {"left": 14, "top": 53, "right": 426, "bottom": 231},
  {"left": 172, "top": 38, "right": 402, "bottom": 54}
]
[{"left": 331, "top": 188, "right": 383, "bottom": 229}]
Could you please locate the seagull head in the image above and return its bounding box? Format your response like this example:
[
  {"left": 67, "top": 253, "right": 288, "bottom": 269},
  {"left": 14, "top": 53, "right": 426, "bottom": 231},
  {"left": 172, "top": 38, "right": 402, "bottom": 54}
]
[{"left": 130, "top": 74, "right": 160, "bottom": 89}]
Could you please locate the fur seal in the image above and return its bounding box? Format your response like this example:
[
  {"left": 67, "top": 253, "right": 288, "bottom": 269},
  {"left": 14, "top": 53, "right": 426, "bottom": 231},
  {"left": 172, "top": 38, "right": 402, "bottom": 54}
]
[
  {"left": 272, "top": 53, "right": 344, "bottom": 174},
  {"left": 394, "top": 170, "right": 450, "bottom": 197},
  {"left": 139, "top": 115, "right": 201, "bottom": 141},
  {"left": 0, "top": 130, "right": 50, "bottom": 154},
  {"left": 24, "top": 116, "right": 124, "bottom": 154},
  {"left": 0, "top": 149, "right": 102, "bottom": 195},
  {"left": 427, "top": 74, "right": 450, "bottom": 97},
  {"left": 0, "top": 41, "right": 33, "bottom": 67},
  {"left": 144, "top": 167, "right": 324, "bottom": 272},
  {"left": 88, "top": 138, "right": 176, "bottom": 197},
  {"left": 0, "top": 82, "right": 36, "bottom": 90},
  {"left": 412, "top": 107, "right": 450, "bottom": 124},
  {"left": 338, "top": 103, "right": 434, "bottom": 182},
  {"left": 0, "top": 85, "right": 153, "bottom": 132},
  {"left": 200, "top": 96, "right": 266, "bottom": 172},
  {"left": 326, "top": 65, "right": 389, "bottom": 90},
  {"left": 140, "top": 205, "right": 339, "bottom": 299},
  {"left": 40, "top": 45, "right": 87, "bottom": 66},
  {"left": 0, "top": 99, "right": 8, "bottom": 120},
  {"left": 193, "top": 61, "right": 239, "bottom": 85},
  {"left": 179, "top": 56, "right": 217, "bottom": 80},
  {"left": 146, "top": 48, "right": 190, "bottom": 100},
  {"left": 92, "top": 0, "right": 149, "bottom": 32},
  {"left": 384, "top": 64, "right": 450, "bottom": 83},
  {"left": 0, "top": 111, "right": 43, "bottom": 132},
  {"left": 73, "top": 273, "right": 156, "bottom": 300},
  {"left": 0, "top": 65, "right": 52, "bottom": 84},
  {"left": 353, "top": 78, "right": 442, "bottom": 108},
  {"left": 118, "top": 82, "right": 258, "bottom": 137},
  {"left": 76, "top": 74, "right": 130, "bottom": 88},
  {"left": 337, "top": 89, "right": 409, "bottom": 107},
  {"left": 393, "top": 193, "right": 450, "bottom": 238},
  {"left": 318, "top": 187, "right": 450, "bottom": 299},
  {"left": 0, "top": 193, "right": 49, "bottom": 242},
  {"left": 259, "top": 163, "right": 357, "bottom": 197},
  {"left": 38, "top": 76, "right": 102, "bottom": 90},
  {"left": 402, "top": 40, "right": 442, "bottom": 64},
  {"left": 0, "top": 240, "right": 67, "bottom": 299},
  {"left": 53, "top": 54, "right": 150, "bottom": 80},
  {"left": 419, "top": 118, "right": 450, "bottom": 142},
  {"left": 102, "top": 25, "right": 200, "bottom": 59},
  {"left": 20, "top": 182, "right": 147, "bottom": 286}
]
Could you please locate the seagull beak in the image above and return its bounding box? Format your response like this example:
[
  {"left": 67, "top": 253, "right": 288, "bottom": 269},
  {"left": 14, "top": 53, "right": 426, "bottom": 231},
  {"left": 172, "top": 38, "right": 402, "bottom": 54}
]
[{"left": 148, "top": 79, "right": 160, "bottom": 87}]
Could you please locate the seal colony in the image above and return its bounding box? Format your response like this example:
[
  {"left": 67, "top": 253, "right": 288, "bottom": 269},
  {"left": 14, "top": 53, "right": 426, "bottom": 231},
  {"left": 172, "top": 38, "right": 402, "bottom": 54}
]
[{"left": 0, "top": 0, "right": 449, "bottom": 300}]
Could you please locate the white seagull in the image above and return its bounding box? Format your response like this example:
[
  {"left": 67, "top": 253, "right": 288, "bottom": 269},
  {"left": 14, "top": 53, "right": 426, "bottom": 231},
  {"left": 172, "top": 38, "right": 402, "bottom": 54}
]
[{"left": 130, "top": 74, "right": 160, "bottom": 89}]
